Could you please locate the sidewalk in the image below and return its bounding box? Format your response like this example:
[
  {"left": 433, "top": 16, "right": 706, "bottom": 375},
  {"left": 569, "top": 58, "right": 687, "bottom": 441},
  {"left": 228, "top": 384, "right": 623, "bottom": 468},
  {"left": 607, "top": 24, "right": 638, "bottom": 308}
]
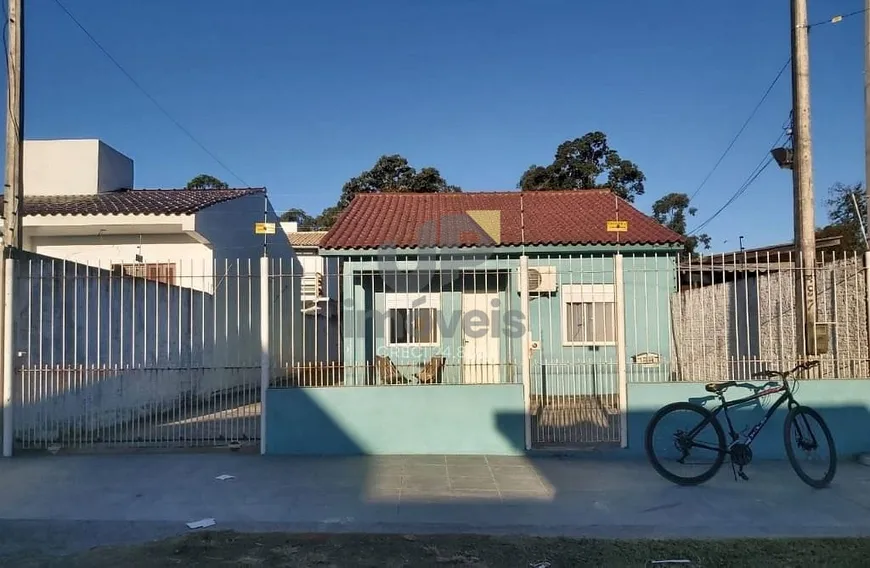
[{"left": 0, "top": 452, "right": 869, "bottom": 557}]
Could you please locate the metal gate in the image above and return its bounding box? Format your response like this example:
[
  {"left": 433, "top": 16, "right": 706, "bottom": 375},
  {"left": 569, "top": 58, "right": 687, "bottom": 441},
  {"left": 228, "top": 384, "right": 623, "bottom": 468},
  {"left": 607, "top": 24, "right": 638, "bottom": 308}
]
[
  {"left": 527, "top": 256, "right": 625, "bottom": 448},
  {"left": 11, "top": 253, "right": 265, "bottom": 451},
  {"left": 530, "top": 362, "right": 621, "bottom": 447}
]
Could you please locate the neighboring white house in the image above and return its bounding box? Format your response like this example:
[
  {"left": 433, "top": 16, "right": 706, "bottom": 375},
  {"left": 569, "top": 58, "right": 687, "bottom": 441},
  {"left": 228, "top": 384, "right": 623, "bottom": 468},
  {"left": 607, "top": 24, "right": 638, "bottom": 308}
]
[
  {"left": 1, "top": 139, "right": 295, "bottom": 293},
  {"left": 282, "top": 221, "right": 341, "bottom": 363}
]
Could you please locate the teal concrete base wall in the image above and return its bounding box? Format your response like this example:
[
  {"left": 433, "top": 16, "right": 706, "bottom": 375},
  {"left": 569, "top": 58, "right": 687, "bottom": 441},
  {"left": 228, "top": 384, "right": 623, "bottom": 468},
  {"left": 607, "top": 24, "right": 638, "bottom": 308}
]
[
  {"left": 626, "top": 380, "right": 870, "bottom": 459},
  {"left": 266, "top": 384, "right": 525, "bottom": 455}
]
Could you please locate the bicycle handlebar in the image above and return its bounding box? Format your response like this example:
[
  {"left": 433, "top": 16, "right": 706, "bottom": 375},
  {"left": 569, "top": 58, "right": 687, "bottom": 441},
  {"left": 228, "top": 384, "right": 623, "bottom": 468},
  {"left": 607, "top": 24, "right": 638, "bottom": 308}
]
[{"left": 751, "top": 360, "right": 819, "bottom": 380}]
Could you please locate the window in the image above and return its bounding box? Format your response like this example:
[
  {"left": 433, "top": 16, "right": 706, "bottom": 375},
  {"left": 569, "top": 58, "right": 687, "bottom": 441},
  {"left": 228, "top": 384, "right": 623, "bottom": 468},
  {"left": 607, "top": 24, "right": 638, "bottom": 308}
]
[
  {"left": 113, "top": 263, "right": 176, "bottom": 285},
  {"left": 562, "top": 284, "right": 616, "bottom": 346},
  {"left": 385, "top": 293, "right": 440, "bottom": 346}
]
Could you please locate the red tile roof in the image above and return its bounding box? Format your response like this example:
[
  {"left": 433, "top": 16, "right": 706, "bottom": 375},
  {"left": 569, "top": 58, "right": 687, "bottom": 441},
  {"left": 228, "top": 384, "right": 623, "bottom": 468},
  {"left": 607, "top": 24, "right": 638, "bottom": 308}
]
[
  {"left": 321, "top": 190, "right": 684, "bottom": 250},
  {"left": 0, "top": 188, "right": 264, "bottom": 217},
  {"left": 288, "top": 231, "right": 328, "bottom": 248}
]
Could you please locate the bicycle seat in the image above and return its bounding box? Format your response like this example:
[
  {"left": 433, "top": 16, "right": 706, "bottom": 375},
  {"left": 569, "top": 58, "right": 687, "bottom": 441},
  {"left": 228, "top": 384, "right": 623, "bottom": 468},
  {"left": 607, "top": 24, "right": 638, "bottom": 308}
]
[{"left": 705, "top": 381, "right": 737, "bottom": 394}]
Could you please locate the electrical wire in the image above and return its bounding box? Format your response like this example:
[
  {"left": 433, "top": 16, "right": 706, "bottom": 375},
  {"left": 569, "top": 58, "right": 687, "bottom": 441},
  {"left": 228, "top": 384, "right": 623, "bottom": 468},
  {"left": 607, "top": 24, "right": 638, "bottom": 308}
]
[
  {"left": 808, "top": 7, "right": 868, "bottom": 29},
  {"left": 49, "top": 0, "right": 250, "bottom": 187},
  {"left": 688, "top": 127, "right": 789, "bottom": 236},
  {"left": 684, "top": 6, "right": 861, "bottom": 204},
  {"left": 688, "top": 58, "right": 790, "bottom": 202}
]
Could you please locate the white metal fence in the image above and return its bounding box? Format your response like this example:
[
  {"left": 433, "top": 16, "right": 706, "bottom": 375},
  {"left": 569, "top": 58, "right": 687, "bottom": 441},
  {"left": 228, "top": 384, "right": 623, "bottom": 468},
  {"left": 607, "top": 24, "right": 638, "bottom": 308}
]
[
  {"left": 665, "top": 250, "right": 869, "bottom": 383},
  {"left": 10, "top": 252, "right": 298, "bottom": 450},
  {"left": 10, "top": 247, "right": 869, "bottom": 453}
]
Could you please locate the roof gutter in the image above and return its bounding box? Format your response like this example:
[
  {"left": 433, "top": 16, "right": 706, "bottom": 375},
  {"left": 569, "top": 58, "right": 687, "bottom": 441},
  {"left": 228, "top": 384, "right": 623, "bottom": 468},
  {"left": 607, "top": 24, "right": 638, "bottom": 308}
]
[{"left": 319, "top": 243, "right": 685, "bottom": 256}]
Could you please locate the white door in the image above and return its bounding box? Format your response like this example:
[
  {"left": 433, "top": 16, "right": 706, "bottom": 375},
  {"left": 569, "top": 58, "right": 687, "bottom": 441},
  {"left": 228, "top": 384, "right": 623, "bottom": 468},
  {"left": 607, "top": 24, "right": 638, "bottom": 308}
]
[{"left": 461, "top": 291, "right": 501, "bottom": 383}]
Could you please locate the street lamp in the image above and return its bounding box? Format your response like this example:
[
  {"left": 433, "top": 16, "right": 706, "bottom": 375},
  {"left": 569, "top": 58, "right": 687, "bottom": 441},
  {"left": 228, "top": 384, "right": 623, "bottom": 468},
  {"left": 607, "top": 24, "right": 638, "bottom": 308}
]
[{"left": 771, "top": 146, "right": 794, "bottom": 169}]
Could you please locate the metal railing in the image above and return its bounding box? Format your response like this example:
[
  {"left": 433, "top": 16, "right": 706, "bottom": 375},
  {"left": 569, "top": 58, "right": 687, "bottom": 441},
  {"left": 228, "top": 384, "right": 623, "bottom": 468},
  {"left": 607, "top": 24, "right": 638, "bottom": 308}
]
[
  {"left": 12, "top": 246, "right": 869, "bottom": 451},
  {"left": 661, "top": 249, "right": 869, "bottom": 383},
  {"left": 12, "top": 252, "right": 265, "bottom": 450}
]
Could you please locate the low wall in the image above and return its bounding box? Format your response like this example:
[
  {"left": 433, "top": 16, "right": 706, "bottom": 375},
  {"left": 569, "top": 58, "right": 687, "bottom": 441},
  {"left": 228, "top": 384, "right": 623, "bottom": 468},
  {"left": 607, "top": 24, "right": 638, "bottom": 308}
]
[
  {"left": 14, "top": 367, "right": 259, "bottom": 442},
  {"left": 626, "top": 380, "right": 870, "bottom": 459},
  {"left": 266, "top": 384, "right": 525, "bottom": 455}
]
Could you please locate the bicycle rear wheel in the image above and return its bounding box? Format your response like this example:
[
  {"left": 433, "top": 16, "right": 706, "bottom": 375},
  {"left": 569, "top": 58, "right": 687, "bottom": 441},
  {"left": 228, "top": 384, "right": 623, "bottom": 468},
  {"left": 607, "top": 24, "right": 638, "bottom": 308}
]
[
  {"left": 645, "top": 401, "right": 727, "bottom": 486},
  {"left": 784, "top": 405, "right": 837, "bottom": 489}
]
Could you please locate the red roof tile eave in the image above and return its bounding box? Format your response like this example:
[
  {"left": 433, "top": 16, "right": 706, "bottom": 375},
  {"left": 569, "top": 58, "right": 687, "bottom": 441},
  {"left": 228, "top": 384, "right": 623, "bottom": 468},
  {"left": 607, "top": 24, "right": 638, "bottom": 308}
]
[{"left": 321, "top": 240, "right": 685, "bottom": 251}]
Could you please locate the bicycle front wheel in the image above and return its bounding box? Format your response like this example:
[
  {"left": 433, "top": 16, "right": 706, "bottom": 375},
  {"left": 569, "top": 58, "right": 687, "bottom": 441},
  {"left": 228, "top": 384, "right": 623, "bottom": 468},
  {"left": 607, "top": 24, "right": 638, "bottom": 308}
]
[
  {"left": 645, "top": 401, "right": 727, "bottom": 486},
  {"left": 784, "top": 405, "right": 837, "bottom": 489}
]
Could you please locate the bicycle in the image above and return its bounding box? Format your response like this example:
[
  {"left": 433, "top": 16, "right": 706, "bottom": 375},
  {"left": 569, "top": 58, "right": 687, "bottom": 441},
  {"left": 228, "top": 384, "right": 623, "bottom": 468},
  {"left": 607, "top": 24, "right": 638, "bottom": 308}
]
[{"left": 644, "top": 360, "right": 837, "bottom": 489}]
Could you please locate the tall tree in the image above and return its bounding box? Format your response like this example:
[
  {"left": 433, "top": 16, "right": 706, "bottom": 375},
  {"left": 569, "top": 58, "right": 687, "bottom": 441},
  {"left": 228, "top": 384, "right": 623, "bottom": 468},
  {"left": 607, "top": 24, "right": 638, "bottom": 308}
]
[
  {"left": 186, "top": 174, "right": 229, "bottom": 190},
  {"left": 518, "top": 131, "right": 646, "bottom": 202},
  {"left": 338, "top": 154, "right": 460, "bottom": 209},
  {"left": 820, "top": 181, "right": 867, "bottom": 253},
  {"left": 310, "top": 205, "right": 344, "bottom": 230},
  {"left": 280, "top": 208, "right": 315, "bottom": 230},
  {"left": 651, "top": 192, "right": 710, "bottom": 255}
]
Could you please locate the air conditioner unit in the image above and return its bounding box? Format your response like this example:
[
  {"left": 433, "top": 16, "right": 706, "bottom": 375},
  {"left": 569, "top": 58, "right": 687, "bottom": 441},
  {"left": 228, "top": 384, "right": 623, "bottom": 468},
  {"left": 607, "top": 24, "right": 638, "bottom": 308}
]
[
  {"left": 300, "top": 273, "right": 323, "bottom": 299},
  {"left": 527, "top": 266, "right": 557, "bottom": 293}
]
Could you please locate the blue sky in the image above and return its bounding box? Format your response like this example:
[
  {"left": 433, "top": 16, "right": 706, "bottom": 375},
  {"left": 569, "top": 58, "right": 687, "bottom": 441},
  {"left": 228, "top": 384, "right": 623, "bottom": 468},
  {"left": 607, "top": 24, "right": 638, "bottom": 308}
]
[{"left": 11, "top": 0, "right": 868, "bottom": 252}]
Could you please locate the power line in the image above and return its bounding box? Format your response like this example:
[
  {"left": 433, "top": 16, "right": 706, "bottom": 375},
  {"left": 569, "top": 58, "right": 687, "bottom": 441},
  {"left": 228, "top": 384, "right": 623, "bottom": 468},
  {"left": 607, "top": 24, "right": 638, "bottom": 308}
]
[
  {"left": 688, "top": 128, "right": 788, "bottom": 235},
  {"left": 688, "top": 58, "right": 790, "bottom": 202},
  {"left": 808, "top": 7, "right": 868, "bottom": 28},
  {"left": 685, "top": 6, "right": 863, "bottom": 204},
  {"left": 49, "top": 0, "right": 250, "bottom": 187}
]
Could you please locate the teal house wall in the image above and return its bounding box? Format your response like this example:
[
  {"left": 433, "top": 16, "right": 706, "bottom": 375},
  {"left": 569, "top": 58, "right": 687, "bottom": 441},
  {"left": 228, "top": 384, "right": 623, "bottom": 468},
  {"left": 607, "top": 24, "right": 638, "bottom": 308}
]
[{"left": 266, "top": 384, "right": 525, "bottom": 455}]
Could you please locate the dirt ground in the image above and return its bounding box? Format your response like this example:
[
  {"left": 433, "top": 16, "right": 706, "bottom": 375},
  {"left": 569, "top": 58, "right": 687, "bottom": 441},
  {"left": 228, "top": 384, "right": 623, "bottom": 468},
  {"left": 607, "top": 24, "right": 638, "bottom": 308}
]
[{"left": 5, "top": 530, "right": 869, "bottom": 567}]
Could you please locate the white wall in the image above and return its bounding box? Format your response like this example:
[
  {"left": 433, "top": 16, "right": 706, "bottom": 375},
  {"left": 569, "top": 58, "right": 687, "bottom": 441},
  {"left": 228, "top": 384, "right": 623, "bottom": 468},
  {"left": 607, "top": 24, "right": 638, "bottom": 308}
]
[
  {"left": 28, "top": 233, "right": 215, "bottom": 293},
  {"left": 195, "top": 192, "right": 304, "bottom": 370},
  {"left": 12, "top": 250, "right": 261, "bottom": 439},
  {"left": 97, "top": 140, "right": 135, "bottom": 193},
  {"left": 23, "top": 139, "right": 133, "bottom": 196}
]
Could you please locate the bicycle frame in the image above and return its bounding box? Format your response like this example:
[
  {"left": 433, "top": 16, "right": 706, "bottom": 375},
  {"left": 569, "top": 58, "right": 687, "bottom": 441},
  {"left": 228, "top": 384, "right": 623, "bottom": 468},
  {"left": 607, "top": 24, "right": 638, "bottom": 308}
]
[{"left": 685, "top": 380, "right": 799, "bottom": 453}]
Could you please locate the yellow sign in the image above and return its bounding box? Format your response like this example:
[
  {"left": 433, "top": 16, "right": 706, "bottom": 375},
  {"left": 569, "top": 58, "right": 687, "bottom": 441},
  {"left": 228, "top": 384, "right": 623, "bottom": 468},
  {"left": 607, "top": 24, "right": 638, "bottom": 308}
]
[
  {"left": 606, "top": 220, "right": 628, "bottom": 232},
  {"left": 254, "top": 222, "right": 276, "bottom": 235}
]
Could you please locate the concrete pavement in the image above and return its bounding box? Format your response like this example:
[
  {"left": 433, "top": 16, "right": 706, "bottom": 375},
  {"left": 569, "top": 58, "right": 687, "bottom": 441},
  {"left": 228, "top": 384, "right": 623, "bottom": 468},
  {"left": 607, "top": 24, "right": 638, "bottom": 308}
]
[{"left": 0, "top": 452, "right": 869, "bottom": 558}]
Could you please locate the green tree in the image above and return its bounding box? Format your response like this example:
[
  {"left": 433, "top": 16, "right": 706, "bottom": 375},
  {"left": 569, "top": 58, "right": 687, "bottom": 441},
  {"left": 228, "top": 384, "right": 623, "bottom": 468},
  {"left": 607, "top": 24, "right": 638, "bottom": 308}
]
[
  {"left": 186, "top": 174, "right": 229, "bottom": 190},
  {"left": 651, "top": 192, "right": 710, "bottom": 255},
  {"left": 280, "top": 208, "right": 315, "bottom": 230},
  {"left": 310, "top": 205, "right": 344, "bottom": 230},
  {"left": 278, "top": 205, "right": 344, "bottom": 231},
  {"left": 337, "top": 154, "right": 460, "bottom": 209},
  {"left": 518, "top": 131, "right": 646, "bottom": 202},
  {"left": 820, "top": 182, "right": 867, "bottom": 253}
]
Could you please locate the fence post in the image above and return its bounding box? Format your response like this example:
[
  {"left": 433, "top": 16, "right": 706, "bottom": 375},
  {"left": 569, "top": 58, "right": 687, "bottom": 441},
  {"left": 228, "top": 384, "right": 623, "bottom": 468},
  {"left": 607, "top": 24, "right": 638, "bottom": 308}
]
[
  {"left": 2, "top": 256, "right": 13, "bottom": 457},
  {"left": 259, "top": 256, "right": 270, "bottom": 455},
  {"left": 519, "top": 255, "right": 532, "bottom": 450},
  {"left": 865, "top": 252, "right": 870, "bottom": 375},
  {"left": 614, "top": 253, "right": 628, "bottom": 449}
]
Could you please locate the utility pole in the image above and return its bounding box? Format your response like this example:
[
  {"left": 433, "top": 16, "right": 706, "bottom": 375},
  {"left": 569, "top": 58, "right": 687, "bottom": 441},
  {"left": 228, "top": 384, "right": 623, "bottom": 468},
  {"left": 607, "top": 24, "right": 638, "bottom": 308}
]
[
  {"left": 0, "top": 0, "right": 23, "bottom": 458},
  {"left": 790, "top": 0, "right": 818, "bottom": 356},
  {"left": 865, "top": 0, "right": 870, "bottom": 235},
  {"left": 2, "top": 0, "right": 24, "bottom": 248},
  {"left": 864, "top": 0, "right": 870, "bottom": 374}
]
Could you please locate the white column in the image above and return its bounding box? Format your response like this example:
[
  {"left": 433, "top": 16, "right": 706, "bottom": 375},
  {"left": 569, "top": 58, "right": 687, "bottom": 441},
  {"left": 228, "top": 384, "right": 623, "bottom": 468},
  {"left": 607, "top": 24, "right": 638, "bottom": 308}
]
[
  {"left": 259, "top": 256, "right": 270, "bottom": 455},
  {"left": 519, "top": 255, "right": 532, "bottom": 450},
  {"left": 615, "top": 253, "right": 629, "bottom": 449},
  {"left": 2, "top": 257, "right": 14, "bottom": 457}
]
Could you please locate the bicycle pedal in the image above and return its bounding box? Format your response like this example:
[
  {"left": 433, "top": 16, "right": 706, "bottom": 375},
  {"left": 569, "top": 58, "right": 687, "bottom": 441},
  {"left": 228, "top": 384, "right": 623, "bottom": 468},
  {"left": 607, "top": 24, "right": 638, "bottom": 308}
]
[{"left": 738, "top": 470, "right": 749, "bottom": 481}]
